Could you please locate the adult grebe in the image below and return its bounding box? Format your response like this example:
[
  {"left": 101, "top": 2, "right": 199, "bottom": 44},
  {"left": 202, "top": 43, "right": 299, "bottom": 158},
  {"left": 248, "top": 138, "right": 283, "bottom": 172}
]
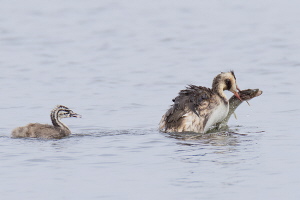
[
  {"left": 159, "top": 71, "right": 242, "bottom": 133},
  {"left": 12, "top": 105, "right": 81, "bottom": 139}
]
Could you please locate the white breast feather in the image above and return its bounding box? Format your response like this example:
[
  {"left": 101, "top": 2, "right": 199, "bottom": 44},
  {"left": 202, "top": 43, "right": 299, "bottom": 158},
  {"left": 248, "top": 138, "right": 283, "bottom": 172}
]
[{"left": 203, "top": 102, "right": 229, "bottom": 133}]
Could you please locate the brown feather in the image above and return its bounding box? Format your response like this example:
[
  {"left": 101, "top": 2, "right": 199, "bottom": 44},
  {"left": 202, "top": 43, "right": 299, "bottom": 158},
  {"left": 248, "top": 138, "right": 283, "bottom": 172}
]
[
  {"left": 159, "top": 85, "right": 223, "bottom": 133},
  {"left": 159, "top": 71, "right": 238, "bottom": 133}
]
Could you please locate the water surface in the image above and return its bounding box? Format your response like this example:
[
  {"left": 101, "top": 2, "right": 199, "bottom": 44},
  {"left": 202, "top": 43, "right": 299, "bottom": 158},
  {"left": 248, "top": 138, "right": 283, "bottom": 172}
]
[{"left": 0, "top": 1, "right": 299, "bottom": 199}]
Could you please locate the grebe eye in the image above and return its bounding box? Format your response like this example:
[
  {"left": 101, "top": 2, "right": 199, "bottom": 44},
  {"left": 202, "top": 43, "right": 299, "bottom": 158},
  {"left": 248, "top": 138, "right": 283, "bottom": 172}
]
[{"left": 225, "top": 79, "right": 232, "bottom": 90}]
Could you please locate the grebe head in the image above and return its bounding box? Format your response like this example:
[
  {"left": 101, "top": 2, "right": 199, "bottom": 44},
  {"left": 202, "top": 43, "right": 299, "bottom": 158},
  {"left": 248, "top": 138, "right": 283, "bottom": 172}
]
[
  {"left": 54, "top": 105, "right": 82, "bottom": 119},
  {"left": 212, "top": 71, "right": 242, "bottom": 101}
]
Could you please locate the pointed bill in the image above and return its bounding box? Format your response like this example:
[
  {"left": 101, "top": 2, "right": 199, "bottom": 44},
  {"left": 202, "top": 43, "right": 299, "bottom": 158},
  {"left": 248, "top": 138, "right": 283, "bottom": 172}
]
[
  {"left": 234, "top": 91, "right": 243, "bottom": 101},
  {"left": 70, "top": 112, "right": 82, "bottom": 118}
]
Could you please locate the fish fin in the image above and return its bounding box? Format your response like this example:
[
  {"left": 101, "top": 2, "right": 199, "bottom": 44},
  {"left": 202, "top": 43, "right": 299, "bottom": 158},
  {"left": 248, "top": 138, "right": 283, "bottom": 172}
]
[
  {"left": 233, "top": 112, "right": 238, "bottom": 120},
  {"left": 246, "top": 101, "right": 250, "bottom": 106}
]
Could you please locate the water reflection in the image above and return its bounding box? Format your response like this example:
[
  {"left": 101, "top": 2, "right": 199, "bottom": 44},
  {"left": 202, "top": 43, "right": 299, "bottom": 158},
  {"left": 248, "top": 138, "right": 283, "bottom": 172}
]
[
  {"left": 165, "top": 126, "right": 262, "bottom": 170},
  {"left": 166, "top": 130, "right": 245, "bottom": 147}
]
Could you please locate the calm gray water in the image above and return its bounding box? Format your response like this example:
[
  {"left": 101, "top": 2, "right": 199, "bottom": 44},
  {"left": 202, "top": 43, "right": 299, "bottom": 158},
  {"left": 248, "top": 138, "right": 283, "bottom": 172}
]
[{"left": 0, "top": 0, "right": 299, "bottom": 199}]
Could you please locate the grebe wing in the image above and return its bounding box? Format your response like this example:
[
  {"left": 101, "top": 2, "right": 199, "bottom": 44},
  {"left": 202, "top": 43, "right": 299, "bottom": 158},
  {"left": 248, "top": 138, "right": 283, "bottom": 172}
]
[{"left": 164, "top": 85, "right": 213, "bottom": 123}]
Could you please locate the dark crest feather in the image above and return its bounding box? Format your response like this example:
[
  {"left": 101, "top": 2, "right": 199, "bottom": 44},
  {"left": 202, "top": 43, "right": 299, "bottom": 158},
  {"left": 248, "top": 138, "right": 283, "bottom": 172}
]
[
  {"left": 230, "top": 70, "right": 236, "bottom": 80},
  {"left": 56, "top": 105, "right": 70, "bottom": 110}
]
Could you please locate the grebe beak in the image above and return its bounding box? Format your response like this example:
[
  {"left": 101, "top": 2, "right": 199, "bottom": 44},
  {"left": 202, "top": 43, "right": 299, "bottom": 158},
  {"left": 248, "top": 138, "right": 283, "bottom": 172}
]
[
  {"left": 70, "top": 112, "right": 82, "bottom": 118},
  {"left": 234, "top": 91, "right": 243, "bottom": 101}
]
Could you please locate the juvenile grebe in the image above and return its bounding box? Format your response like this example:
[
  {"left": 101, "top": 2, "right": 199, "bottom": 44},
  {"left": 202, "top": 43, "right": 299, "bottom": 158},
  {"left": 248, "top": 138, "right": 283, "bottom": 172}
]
[
  {"left": 159, "top": 71, "right": 242, "bottom": 133},
  {"left": 11, "top": 105, "right": 81, "bottom": 139}
]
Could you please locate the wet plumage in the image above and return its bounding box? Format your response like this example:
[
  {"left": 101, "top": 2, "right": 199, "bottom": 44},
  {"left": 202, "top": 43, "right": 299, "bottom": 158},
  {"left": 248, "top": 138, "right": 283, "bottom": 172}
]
[{"left": 159, "top": 71, "right": 241, "bottom": 133}]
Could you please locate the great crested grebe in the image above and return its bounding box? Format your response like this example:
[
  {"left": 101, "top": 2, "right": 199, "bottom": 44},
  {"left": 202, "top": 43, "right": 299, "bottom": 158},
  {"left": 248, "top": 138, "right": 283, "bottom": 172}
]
[
  {"left": 159, "top": 71, "right": 242, "bottom": 133},
  {"left": 11, "top": 105, "right": 81, "bottom": 139}
]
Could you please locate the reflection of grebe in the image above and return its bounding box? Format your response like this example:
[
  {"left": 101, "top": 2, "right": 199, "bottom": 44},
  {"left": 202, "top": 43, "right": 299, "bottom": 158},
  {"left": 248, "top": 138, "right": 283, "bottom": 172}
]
[
  {"left": 159, "top": 71, "right": 242, "bottom": 133},
  {"left": 12, "top": 105, "right": 81, "bottom": 139}
]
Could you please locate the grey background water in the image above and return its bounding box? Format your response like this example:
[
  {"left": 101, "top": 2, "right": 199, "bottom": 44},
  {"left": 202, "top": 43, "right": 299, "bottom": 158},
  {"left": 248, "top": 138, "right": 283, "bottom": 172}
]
[{"left": 0, "top": 0, "right": 299, "bottom": 199}]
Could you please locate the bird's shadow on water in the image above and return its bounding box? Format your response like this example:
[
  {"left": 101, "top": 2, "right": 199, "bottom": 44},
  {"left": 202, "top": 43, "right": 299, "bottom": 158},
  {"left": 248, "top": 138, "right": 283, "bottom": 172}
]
[
  {"left": 3, "top": 126, "right": 263, "bottom": 150},
  {"left": 164, "top": 126, "right": 264, "bottom": 166},
  {"left": 1, "top": 128, "right": 156, "bottom": 142},
  {"left": 71, "top": 128, "right": 155, "bottom": 138},
  {"left": 165, "top": 125, "right": 262, "bottom": 147}
]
